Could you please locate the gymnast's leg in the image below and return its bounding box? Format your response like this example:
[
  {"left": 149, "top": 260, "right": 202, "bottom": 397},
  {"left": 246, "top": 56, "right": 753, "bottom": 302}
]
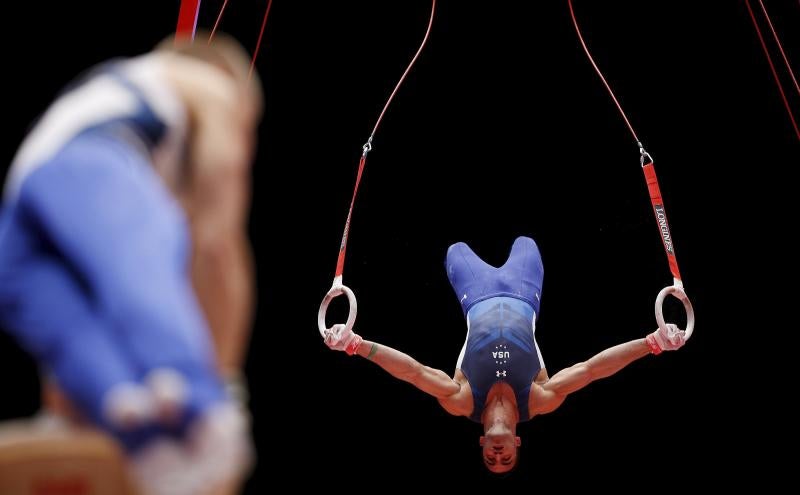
[{"left": 15, "top": 134, "right": 225, "bottom": 426}]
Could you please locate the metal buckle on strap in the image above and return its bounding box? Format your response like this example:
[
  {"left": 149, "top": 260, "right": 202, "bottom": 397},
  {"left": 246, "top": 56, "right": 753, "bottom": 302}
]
[{"left": 638, "top": 140, "right": 653, "bottom": 167}]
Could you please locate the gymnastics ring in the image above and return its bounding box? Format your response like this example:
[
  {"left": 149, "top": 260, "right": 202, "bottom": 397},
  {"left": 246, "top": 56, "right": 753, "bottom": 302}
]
[
  {"left": 655, "top": 285, "right": 694, "bottom": 341},
  {"left": 317, "top": 277, "right": 358, "bottom": 340}
]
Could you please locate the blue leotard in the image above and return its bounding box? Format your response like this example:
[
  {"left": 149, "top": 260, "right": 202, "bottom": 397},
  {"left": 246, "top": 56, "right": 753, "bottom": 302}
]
[{"left": 447, "top": 237, "right": 545, "bottom": 422}]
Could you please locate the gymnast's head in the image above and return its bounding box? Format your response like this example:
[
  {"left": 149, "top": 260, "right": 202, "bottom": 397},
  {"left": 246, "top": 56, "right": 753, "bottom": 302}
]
[{"left": 480, "top": 420, "right": 521, "bottom": 474}]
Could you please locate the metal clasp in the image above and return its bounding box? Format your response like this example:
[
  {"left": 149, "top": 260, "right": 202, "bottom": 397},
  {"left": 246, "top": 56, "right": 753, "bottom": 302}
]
[{"left": 362, "top": 135, "right": 373, "bottom": 156}]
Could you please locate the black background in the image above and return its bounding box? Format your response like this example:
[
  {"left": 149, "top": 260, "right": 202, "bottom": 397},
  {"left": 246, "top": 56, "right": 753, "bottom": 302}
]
[{"left": 1, "top": 0, "right": 796, "bottom": 490}]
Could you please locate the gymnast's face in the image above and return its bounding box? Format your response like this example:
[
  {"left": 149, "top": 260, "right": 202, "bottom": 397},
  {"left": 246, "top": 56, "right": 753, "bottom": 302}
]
[{"left": 480, "top": 432, "right": 521, "bottom": 473}]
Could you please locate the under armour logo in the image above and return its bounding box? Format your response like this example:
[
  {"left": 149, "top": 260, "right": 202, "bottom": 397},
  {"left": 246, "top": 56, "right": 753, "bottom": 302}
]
[{"left": 496, "top": 370, "right": 507, "bottom": 377}]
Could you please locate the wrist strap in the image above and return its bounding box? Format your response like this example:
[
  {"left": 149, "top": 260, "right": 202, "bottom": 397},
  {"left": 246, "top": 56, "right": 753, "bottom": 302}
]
[
  {"left": 223, "top": 371, "right": 250, "bottom": 407},
  {"left": 645, "top": 334, "right": 662, "bottom": 355},
  {"left": 345, "top": 335, "right": 363, "bottom": 356}
]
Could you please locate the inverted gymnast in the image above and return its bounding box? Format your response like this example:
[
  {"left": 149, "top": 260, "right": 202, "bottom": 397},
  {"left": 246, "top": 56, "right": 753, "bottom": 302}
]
[
  {"left": 0, "top": 33, "right": 261, "bottom": 494},
  {"left": 325, "top": 236, "right": 686, "bottom": 474}
]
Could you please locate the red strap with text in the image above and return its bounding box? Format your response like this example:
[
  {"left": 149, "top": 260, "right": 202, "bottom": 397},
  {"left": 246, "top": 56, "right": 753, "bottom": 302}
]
[
  {"left": 335, "top": 154, "right": 367, "bottom": 278},
  {"left": 332, "top": 0, "right": 436, "bottom": 279},
  {"left": 642, "top": 162, "right": 681, "bottom": 281},
  {"left": 569, "top": 0, "right": 684, "bottom": 283}
]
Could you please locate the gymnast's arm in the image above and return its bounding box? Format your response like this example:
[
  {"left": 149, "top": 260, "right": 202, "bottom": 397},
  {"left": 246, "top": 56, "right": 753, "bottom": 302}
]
[
  {"left": 352, "top": 340, "right": 462, "bottom": 399},
  {"left": 531, "top": 337, "right": 652, "bottom": 415}
]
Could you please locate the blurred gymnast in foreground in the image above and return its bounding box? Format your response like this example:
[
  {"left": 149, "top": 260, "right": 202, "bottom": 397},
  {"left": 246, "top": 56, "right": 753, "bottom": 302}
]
[{"left": 0, "top": 33, "right": 261, "bottom": 494}]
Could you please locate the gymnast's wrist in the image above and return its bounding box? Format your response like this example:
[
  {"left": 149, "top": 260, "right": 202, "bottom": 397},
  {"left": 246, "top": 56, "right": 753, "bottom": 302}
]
[
  {"left": 345, "top": 334, "right": 363, "bottom": 356},
  {"left": 355, "top": 340, "right": 375, "bottom": 359},
  {"left": 223, "top": 370, "right": 250, "bottom": 407},
  {"left": 645, "top": 333, "right": 662, "bottom": 355}
]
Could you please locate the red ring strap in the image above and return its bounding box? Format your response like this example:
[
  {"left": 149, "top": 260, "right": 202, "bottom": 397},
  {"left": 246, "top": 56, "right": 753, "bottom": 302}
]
[
  {"left": 333, "top": 0, "right": 437, "bottom": 279},
  {"left": 568, "top": 0, "right": 684, "bottom": 283}
]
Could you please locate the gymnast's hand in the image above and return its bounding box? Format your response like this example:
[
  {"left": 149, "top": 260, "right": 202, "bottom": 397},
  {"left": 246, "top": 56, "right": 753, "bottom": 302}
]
[
  {"left": 324, "top": 324, "right": 363, "bottom": 356},
  {"left": 646, "top": 323, "right": 685, "bottom": 354}
]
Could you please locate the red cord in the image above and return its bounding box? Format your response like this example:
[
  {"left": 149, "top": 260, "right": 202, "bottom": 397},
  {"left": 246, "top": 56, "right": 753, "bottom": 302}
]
[
  {"left": 745, "top": 0, "right": 800, "bottom": 141},
  {"left": 567, "top": 0, "right": 639, "bottom": 146},
  {"left": 757, "top": 0, "right": 800, "bottom": 99},
  {"left": 370, "top": 0, "right": 437, "bottom": 138},
  {"left": 568, "top": 0, "right": 685, "bottom": 283},
  {"left": 249, "top": 0, "right": 273, "bottom": 81},
  {"left": 334, "top": 0, "right": 437, "bottom": 278},
  {"left": 205, "top": 0, "right": 271, "bottom": 81},
  {"left": 208, "top": 0, "right": 230, "bottom": 43}
]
